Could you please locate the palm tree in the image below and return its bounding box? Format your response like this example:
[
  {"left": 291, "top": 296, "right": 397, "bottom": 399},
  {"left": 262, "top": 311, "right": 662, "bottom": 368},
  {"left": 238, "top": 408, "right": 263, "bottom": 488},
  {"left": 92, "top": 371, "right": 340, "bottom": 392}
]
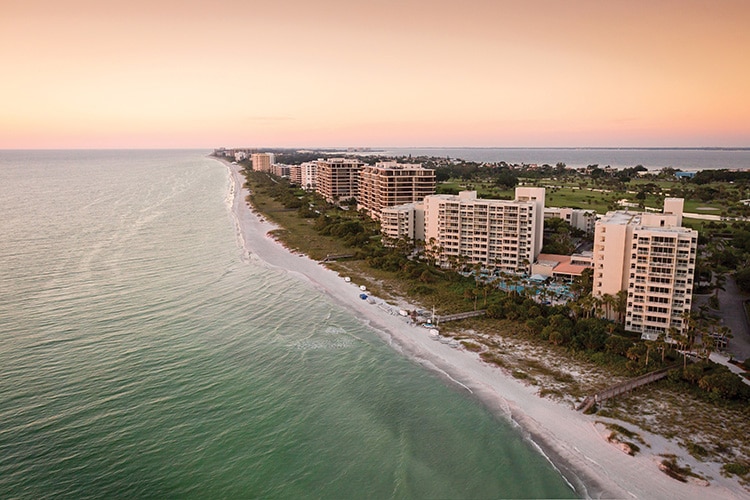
[
  {"left": 644, "top": 338, "right": 655, "bottom": 367},
  {"left": 579, "top": 294, "right": 595, "bottom": 319},
  {"left": 717, "top": 325, "right": 733, "bottom": 351},
  {"left": 681, "top": 310, "right": 698, "bottom": 353},
  {"left": 592, "top": 295, "right": 604, "bottom": 319},
  {"left": 674, "top": 329, "right": 691, "bottom": 369},
  {"left": 656, "top": 332, "right": 667, "bottom": 363},
  {"left": 615, "top": 290, "right": 628, "bottom": 324},
  {"left": 601, "top": 293, "right": 617, "bottom": 321},
  {"left": 481, "top": 282, "right": 491, "bottom": 307}
]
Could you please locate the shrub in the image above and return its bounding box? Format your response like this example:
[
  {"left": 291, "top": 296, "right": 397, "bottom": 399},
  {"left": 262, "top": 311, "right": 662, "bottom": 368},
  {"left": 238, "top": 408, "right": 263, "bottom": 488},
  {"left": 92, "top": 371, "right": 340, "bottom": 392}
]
[{"left": 722, "top": 462, "right": 749, "bottom": 477}]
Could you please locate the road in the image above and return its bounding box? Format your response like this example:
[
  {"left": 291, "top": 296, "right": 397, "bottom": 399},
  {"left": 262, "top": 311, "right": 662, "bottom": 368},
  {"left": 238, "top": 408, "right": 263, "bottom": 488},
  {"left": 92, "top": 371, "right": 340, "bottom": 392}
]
[{"left": 692, "top": 276, "right": 750, "bottom": 362}]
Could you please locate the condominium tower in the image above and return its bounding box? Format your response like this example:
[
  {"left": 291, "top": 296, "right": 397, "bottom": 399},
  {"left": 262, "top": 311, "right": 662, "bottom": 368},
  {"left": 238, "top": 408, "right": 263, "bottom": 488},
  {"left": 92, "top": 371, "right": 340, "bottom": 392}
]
[
  {"left": 423, "top": 187, "right": 546, "bottom": 273},
  {"left": 300, "top": 162, "right": 317, "bottom": 191},
  {"left": 592, "top": 198, "right": 697, "bottom": 338},
  {"left": 315, "top": 158, "right": 364, "bottom": 203},
  {"left": 357, "top": 162, "right": 436, "bottom": 220},
  {"left": 251, "top": 153, "right": 275, "bottom": 173}
]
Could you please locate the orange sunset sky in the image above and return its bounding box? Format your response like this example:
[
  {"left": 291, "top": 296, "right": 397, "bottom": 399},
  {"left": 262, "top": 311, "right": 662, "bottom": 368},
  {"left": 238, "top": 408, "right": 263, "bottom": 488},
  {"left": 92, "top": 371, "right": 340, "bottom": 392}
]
[{"left": 2, "top": 0, "right": 749, "bottom": 149}]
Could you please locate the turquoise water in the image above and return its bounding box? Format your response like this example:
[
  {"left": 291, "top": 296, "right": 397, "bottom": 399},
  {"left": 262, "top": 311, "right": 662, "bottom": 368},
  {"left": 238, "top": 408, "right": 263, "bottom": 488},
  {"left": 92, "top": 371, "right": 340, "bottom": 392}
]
[{"left": 0, "top": 150, "right": 576, "bottom": 498}]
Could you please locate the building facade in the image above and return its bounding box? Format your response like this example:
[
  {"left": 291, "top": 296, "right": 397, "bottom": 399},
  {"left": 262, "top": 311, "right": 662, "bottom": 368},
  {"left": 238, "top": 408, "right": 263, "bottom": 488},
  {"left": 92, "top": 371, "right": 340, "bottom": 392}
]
[
  {"left": 544, "top": 207, "right": 596, "bottom": 235},
  {"left": 289, "top": 164, "right": 302, "bottom": 186},
  {"left": 251, "top": 153, "right": 275, "bottom": 173},
  {"left": 423, "top": 188, "right": 545, "bottom": 273},
  {"left": 271, "top": 163, "right": 290, "bottom": 178},
  {"left": 315, "top": 158, "right": 364, "bottom": 203},
  {"left": 300, "top": 161, "right": 317, "bottom": 191},
  {"left": 380, "top": 202, "right": 425, "bottom": 244},
  {"left": 357, "top": 162, "right": 436, "bottom": 220},
  {"left": 592, "top": 198, "right": 697, "bottom": 339}
]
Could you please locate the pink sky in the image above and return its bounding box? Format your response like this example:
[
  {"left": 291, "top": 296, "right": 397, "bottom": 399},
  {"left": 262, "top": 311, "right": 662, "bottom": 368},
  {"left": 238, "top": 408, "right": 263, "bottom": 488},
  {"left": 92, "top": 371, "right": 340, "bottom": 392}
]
[{"left": 2, "top": 0, "right": 749, "bottom": 149}]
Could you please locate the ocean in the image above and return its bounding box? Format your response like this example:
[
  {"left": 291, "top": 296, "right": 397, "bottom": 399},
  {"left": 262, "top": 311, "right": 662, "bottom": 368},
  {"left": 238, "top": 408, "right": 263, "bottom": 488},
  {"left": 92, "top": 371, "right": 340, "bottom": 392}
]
[{"left": 0, "top": 150, "right": 577, "bottom": 499}]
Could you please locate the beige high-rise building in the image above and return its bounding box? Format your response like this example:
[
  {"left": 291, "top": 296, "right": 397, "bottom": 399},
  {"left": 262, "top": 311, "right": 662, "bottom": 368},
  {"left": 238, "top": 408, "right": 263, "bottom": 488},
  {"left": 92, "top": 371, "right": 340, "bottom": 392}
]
[
  {"left": 423, "top": 188, "right": 545, "bottom": 273},
  {"left": 315, "top": 158, "right": 364, "bottom": 202},
  {"left": 289, "top": 164, "right": 302, "bottom": 186},
  {"left": 592, "top": 198, "right": 697, "bottom": 339},
  {"left": 251, "top": 153, "right": 275, "bottom": 172},
  {"left": 357, "top": 162, "right": 436, "bottom": 220}
]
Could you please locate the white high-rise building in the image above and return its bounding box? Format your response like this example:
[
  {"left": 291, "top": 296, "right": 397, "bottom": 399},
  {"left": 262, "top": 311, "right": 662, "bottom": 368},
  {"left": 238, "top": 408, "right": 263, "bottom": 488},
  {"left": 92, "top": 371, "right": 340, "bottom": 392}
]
[
  {"left": 300, "top": 162, "right": 317, "bottom": 191},
  {"left": 423, "top": 188, "right": 545, "bottom": 273},
  {"left": 592, "top": 198, "right": 697, "bottom": 339}
]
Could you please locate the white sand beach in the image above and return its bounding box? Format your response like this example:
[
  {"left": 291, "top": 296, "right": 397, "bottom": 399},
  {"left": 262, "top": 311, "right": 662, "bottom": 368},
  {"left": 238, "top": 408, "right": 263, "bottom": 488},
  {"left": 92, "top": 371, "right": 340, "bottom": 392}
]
[{"left": 224, "top": 160, "right": 745, "bottom": 499}]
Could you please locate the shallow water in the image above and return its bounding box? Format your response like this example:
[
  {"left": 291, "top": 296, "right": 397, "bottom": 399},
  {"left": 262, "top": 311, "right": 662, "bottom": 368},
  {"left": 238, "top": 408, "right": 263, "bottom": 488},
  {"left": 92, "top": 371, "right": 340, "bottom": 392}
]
[{"left": 0, "top": 150, "right": 576, "bottom": 498}]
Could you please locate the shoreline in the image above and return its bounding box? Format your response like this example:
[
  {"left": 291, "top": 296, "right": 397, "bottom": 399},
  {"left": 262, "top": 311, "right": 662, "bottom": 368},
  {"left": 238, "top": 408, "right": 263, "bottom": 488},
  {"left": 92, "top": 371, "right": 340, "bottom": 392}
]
[{"left": 220, "top": 158, "right": 745, "bottom": 499}]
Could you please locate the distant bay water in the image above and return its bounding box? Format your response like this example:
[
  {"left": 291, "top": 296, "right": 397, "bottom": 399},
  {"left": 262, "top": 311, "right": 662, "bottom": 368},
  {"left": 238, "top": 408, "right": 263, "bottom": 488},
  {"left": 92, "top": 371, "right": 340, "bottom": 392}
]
[
  {"left": 0, "top": 150, "right": 576, "bottom": 499},
  {"left": 385, "top": 147, "right": 750, "bottom": 171}
]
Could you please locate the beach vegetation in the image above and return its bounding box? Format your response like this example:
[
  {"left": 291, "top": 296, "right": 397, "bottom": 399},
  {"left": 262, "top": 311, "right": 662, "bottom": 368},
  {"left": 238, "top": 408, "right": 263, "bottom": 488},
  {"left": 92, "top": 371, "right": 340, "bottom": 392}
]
[
  {"left": 538, "top": 388, "right": 564, "bottom": 399},
  {"left": 684, "top": 441, "right": 709, "bottom": 460},
  {"left": 658, "top": 455, "right": 705, "bottom": 483},
  {"left": 460, "top": 340, "right": 483, "bottom": 352},
  {"left": 722, "top": 462, "right": 749, "bottom": 478}
]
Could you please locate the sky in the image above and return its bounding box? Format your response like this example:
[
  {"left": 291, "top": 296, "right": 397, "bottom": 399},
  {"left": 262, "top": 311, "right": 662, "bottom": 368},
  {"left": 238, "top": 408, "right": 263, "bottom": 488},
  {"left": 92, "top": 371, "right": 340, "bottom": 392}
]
[{"left": 2, "top": 0, "right": 749, "bottom": 149}]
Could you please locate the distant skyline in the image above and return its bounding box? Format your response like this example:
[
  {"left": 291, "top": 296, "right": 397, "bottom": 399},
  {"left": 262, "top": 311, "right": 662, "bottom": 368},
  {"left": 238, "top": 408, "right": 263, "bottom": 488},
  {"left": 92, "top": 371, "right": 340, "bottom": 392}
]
[{"left": 2, "top": 0, "right": 749, "bottom": 149}]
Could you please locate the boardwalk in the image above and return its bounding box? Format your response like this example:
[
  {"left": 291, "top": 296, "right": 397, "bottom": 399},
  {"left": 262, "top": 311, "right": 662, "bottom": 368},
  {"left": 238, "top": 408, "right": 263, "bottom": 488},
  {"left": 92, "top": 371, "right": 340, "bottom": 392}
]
[
  {"left": 577, "top": 366, "right": 676, "bottom": 412},
  {"left": 436, "top": 310, "right": 486, "bottom": 324}
]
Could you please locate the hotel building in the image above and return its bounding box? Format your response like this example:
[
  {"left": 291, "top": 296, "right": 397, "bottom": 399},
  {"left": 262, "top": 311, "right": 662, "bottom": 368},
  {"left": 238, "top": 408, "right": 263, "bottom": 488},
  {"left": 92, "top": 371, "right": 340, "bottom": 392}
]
[
  {"left": 251, "top": 153, "right": 275, "bottom": 173},
  {"left": 592, "top": 198, "right": 697, "bottom": 339},
  {"left": 315, "top": 158, "right": 364, "bottom": 203},
  {"left": 357, "top": 162, "right": 436, "bottom": 220},
  {"left": 423, "top": 187, "right": 546, "bottom": 273}
]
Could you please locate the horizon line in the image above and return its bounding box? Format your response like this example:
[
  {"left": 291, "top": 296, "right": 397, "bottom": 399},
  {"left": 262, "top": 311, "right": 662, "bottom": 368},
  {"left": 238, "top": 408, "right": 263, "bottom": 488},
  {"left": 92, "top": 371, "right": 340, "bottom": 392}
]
[{"left": 3, "top": 146, "right": 750, "bottom": 152}]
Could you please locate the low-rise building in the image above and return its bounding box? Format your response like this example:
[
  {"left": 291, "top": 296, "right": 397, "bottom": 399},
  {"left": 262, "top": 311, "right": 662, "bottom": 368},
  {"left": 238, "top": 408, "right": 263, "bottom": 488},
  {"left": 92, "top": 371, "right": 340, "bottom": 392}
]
[{"left": 531, "top": 252, "right": 593, "bottom": 280}]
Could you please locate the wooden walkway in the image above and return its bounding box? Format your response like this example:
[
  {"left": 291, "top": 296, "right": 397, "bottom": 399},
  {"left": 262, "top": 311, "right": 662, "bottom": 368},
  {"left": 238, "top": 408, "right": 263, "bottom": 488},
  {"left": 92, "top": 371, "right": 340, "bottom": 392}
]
[
  {"left": 436, "top": 310, "right": 486, "bottom": 323},
  {"left": 577, "top": 366, "right": 677, "bottom": 412}
]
